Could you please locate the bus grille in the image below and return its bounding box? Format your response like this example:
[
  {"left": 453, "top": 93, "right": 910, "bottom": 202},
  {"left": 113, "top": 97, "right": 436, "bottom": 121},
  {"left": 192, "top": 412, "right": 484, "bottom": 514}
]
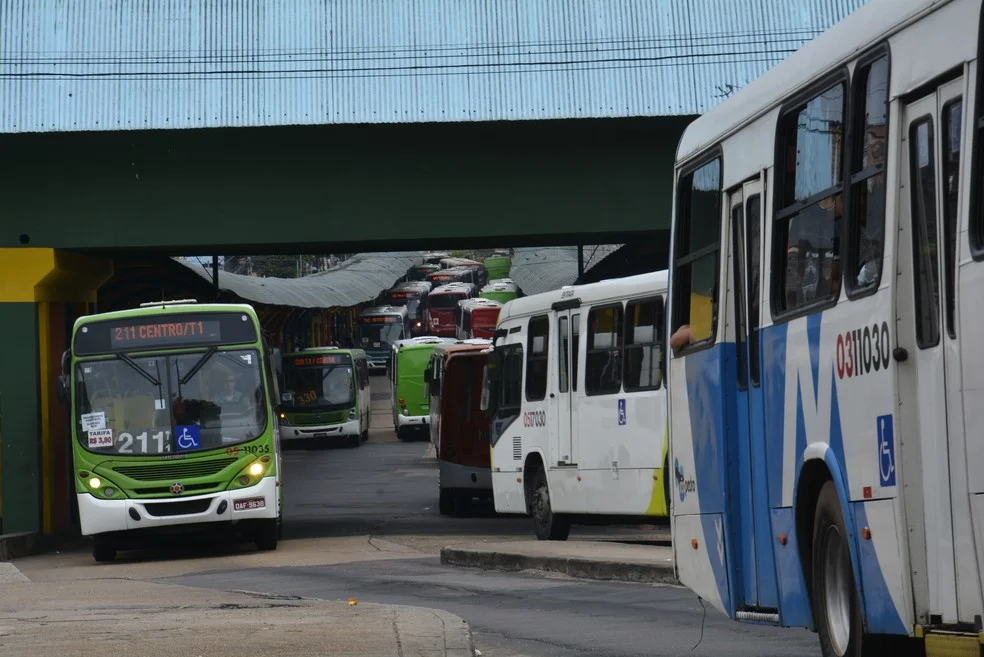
[
  {"left": 292, "top": 411, "right": 347, "bottom": 426},
  {"left": 112, "top": 458, "right": 237, "bottom": 481},
  {"left": 143, "top": 499, "right": 212, "bottom": 517}
]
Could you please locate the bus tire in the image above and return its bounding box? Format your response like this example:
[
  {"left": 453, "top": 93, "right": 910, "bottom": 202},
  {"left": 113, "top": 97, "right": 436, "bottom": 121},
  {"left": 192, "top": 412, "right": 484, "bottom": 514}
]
[
  {"left": 347, "top": 434, "right": 361, "bottom": 448},
  {"left": 531, "top": 469, "right": 570, "bottom": 541},
  {"left": 361, "top": 428, "right": 369, "bottom": 442},
  {"left": 453, "top": 491, "right": 473, "bottom": 517},
  {"left": 812, "top": 481, "right": 863, "bottom": 657},
  {"left": 92, "top": 534, "right": 117, "bottom": 563},
  {"left": 255, "top": 519, "right": 279, "bottom": 551},
  {"left": 439, "top": 488, "right": 454, "bottom": 516}
]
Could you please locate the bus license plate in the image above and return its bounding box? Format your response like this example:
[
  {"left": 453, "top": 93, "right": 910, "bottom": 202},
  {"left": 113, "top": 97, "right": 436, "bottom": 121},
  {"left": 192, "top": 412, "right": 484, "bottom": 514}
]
[{"left": 234, "top": 497, "right": 265, "bottom": 511}]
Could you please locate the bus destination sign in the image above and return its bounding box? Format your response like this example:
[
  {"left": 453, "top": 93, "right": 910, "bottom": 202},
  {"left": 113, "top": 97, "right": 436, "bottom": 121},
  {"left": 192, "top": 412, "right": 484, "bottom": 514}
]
[
  {"left": 111, "top": 320, "right": 221, "bottom": 349},
  {"left": 289, "top": 354, "right": 350, "bottom": 367},
  {"left": 74, "top": 312, "right": 258, "bottom": 356},
  {"left": 361, "top": 316, "right": 400, "bottom": 324}
]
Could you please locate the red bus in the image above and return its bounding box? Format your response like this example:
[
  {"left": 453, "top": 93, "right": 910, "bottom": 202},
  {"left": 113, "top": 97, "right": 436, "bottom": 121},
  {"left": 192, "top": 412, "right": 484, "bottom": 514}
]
[
  {"left": 425, "top": 282, "right": 476, "bottom": 337},
  {"left": 456, "top": 298, "right": 502, "bottom": 340},
  {"left": 425, "top": 342, "right": 493, "bottom": 516},
  {"left": 425, "top": 267, "right": 475, "bottom": 288}
]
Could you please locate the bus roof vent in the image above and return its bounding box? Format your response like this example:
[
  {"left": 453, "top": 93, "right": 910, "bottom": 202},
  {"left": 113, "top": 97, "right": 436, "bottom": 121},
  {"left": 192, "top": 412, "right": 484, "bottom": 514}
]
[{"left": 139, "top": 298, "right": 198, "bottom": 307}]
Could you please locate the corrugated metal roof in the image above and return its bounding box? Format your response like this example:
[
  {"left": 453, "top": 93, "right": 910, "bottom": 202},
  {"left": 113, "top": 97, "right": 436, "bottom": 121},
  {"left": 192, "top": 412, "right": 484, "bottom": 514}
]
[
  {"left": 510, "top": 245, "right": 622, "bottom": 296},
  {"left": 1, "top": 0, "right": 868, "bottom": 133},
  {"left": 177, "top": 251, "right": 423, "bottom": 309}
]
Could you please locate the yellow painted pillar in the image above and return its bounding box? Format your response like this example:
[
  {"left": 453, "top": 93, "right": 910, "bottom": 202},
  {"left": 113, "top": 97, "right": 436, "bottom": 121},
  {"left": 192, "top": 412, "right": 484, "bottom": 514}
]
[{"left": 0, "top": 248, "right": 112, "bottom": 536}]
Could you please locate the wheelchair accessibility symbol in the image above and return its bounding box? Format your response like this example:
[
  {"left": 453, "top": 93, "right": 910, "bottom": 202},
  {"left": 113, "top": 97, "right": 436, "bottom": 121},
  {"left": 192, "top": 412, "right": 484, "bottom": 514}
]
[
  {"left": 176, "top": 425, "right": 201, "bottom": 451},
  {"left": 877, "top": 414, "right": 896, "bottom": 487}
]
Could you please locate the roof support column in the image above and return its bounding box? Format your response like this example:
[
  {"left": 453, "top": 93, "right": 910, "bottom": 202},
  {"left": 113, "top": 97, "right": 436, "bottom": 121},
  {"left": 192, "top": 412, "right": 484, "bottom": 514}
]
[{"left": 0, "top": 249, "right": 112, "bottom": 538}]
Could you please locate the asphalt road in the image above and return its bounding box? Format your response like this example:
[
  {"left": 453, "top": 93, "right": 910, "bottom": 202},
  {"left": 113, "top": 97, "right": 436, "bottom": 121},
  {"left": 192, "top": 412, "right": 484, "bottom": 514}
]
[{"left": 160, "top": 374, "right": 823, "bottom": 657}]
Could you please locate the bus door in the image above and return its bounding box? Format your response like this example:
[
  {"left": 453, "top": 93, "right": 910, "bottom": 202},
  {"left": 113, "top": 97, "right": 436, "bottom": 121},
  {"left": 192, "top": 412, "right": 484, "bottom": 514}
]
[
  {"left": 727, "top": 176, "right": 778, "bottom": 611},
  {"left": 898, "top": 80, "right": 982, "bottom": 624},
  {"left": 552, "top": 307, "right": 579, "bottom": 467}
]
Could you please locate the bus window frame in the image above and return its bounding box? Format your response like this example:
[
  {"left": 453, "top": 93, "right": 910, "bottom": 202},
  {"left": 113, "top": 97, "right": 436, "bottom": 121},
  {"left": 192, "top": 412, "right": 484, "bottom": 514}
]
[
  {"left": 970, "top": 3, "right": 984, "bottom": 260},
  {"left": 671, "top": 149, "right": 724, "bottom": 354},
  {"left": 844, "top": 44, "right": 891, "bottom": 301},
  {"left": 770, "top": 66, "right": 851, "bottom": 323}
]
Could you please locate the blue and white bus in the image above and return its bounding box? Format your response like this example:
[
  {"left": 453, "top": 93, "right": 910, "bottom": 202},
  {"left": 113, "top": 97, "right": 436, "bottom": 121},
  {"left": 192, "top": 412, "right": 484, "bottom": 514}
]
[{"left": 667, "top": 1, "right": 984, "bottom": 655}]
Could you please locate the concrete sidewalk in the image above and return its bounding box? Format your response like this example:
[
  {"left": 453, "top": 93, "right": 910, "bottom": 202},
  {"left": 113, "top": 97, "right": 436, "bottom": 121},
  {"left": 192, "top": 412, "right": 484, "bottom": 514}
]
[
  {"left": 0, "top": 565, "right": 474, "bottom": 657},
  {"left": 441, "top": 539, "right": 677, "bottom": 585}
]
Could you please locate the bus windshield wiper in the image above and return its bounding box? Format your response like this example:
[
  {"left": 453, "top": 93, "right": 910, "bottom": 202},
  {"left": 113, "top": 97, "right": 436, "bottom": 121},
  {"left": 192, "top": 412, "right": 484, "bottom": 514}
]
[
  {"left": 116, "top": 353, "right": 161, "bottom": 387},
  {"left": 180, "top": 346, "right": 217, "bottom": 385}
]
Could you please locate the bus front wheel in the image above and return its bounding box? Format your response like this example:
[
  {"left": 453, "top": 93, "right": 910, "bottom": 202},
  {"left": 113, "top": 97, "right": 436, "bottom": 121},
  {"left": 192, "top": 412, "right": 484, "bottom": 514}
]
[
  {"left": 254, "top": 518, "right": 279, "bottom": 551},
  {"left": 812, "top": 481, "right": 862, "bottom": 657},
  {"left": 92, "top": 534, "right": 117, "bottom": 563}
]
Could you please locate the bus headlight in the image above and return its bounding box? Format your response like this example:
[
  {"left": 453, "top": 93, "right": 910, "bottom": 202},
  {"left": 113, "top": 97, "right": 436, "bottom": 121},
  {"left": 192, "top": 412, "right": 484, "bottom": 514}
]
[
  {"left": 88, "top": 477, "right": 102, "bottom": 489},
  {"left": 103, "top": 487, "right": 116, "bottom": 497},
  {"left": 348, "top": 408, "right": 357, "bottom": 420},
  {"left": 247, "top": 462, "right": 265, "bottom": 477},
  {"left": 278, "top": 412, "right": 290, "bottom": 426}
]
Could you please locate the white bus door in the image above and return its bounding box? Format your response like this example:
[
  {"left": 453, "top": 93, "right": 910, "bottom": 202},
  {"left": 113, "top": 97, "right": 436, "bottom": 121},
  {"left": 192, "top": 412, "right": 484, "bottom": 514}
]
[
  {"left": 552, "top": 309, "right": 578, "bottom": 466},
  {"left": 727, "top": 178, "right": 779, "bottom": 612},
  {"left": 897, "top": 79, "right": 982, "bottom": 625}
]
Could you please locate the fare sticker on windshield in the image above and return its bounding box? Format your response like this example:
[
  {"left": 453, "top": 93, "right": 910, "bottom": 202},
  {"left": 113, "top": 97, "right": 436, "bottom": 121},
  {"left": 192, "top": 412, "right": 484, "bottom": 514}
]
[
  {"left": 87, "top": 428, "right": 114, "bottom": 448},
  {"left": 80, "top": 412, "right": 106, "bottom": 432}
]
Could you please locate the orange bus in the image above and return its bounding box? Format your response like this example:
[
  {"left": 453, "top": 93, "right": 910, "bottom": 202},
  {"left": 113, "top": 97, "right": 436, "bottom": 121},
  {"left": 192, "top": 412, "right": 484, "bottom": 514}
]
[{"left": 426, "top": 341, "right": 493, "bottom": 516}]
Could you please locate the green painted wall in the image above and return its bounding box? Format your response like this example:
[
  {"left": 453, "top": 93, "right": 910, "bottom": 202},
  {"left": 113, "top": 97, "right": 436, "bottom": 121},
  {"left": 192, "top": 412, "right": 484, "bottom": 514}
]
[
  {"left": 0, "top": 117, "right": 691, "bottom": 254},
  {"left": 0, "top": 303, "right": 41, "bottom": 534}
]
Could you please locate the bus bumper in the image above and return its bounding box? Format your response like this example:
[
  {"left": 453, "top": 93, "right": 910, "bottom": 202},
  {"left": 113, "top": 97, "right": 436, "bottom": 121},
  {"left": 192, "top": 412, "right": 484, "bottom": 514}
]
[
  {"left": 396, "top": 413, "right": 428, "bottom": 429},
  {"left": 78, "top": 475, "right": 279, "bottom": 536},
  {"left": 439, "top": 460, "right": 492, "bottom": 491},
  {"left": 491, "top": 469, "right": 527, "bottom": 514},
  {"left": 279, "top": 420, "right": 361, "bottom": 441}
]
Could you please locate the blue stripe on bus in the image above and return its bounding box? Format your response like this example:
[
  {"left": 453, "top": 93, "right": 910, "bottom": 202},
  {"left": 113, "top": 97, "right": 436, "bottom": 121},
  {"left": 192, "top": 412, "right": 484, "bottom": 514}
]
[{"left": 684, "top": 344, "right": 733, "bottom": 615}]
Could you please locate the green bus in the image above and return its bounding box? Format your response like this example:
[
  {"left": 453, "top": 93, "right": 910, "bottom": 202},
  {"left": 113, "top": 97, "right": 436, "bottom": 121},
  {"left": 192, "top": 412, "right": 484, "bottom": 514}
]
[
  {"left": 388, "top": 336, "right": 457, "bottom": 441},
  {"left": 483, "top": 253, "right": 512, "bottom": 280},
  {"left": 277, "top": 348, "right": 371, "bottom": 448},
  {"left": 56, "top": 301, "right": 283, "bottom": 562},
  {"left": 479, "top": 278, "right": 519, "bottom": 304}
]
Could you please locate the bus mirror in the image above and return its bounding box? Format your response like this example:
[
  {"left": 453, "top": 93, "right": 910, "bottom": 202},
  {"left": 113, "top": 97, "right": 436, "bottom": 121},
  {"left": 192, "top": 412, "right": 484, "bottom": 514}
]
[
  {"left": 60, "top": 349, "right": 70, "bottom": 376},
  {"left": 271, "top": 348, "right": 283, "bottom": 376},
  {"left": 56, "top": 374, "right": 70, "bottom": 405}
]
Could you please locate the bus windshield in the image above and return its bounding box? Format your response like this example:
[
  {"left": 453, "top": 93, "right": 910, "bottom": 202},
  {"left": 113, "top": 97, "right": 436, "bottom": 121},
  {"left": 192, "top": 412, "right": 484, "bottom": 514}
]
[
  {"left": 74, "top": 348, "right": 266, "bottom": 456},
  {"left": 281, "top": 358, "right": 355, "bottom": 410},
  {"left": 357, "top": 319, "right": 405, "bottom": 346}
]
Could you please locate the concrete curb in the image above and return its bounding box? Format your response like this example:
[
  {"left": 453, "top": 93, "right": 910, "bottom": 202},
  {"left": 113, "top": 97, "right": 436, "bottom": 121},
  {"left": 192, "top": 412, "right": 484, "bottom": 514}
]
[
  {"left": 391, "top": 603, "right": 475, "bottom": 657},
  {"left": 441, "top": 545, "right": 679, "bottom": 585},
  {"left": 0, "top": 532, "right": 41, "bottom": 560}
]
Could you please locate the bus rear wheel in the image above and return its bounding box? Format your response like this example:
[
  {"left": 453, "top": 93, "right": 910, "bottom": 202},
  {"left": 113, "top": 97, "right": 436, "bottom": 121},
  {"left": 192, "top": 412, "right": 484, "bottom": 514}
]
[
  {"left": 439, "top": 488, "right": 454, "bottom": 516},
  {"left": 530, "top": 469, "right": 569, "bottom": 541},
  {"left": 812, "top": 481, "right": 863, "bottom": 657},
  {"left": 92, "top": 534, "right": 117, "bottom": 563}
]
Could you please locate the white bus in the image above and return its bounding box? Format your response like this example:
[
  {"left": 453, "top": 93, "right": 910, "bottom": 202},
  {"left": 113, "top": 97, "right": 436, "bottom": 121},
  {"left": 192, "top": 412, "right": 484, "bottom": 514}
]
[
  {"left": 485, "top": 271, "right": 671, "bottom": 540},
  {"left": 667, "top": 1, "right": 984, "bottom": 655}
]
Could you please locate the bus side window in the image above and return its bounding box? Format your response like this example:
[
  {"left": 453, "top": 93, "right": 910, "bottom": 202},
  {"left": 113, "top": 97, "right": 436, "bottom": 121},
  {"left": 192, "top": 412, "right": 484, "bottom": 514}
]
[
  {"left": 525, "top": 316, "right": 549, "bottom": 401},
  {"left": 624, "top": 297, "right": 663, "bottom": 391},
  {"left": 571, "top": 313, "right": 580, "bottom": 392},
  {"left": 672, "top": 158, "right": 722, "bottom": 345},
  {"left": 586, "top": 304, "right": 623, "bottom": 395}
]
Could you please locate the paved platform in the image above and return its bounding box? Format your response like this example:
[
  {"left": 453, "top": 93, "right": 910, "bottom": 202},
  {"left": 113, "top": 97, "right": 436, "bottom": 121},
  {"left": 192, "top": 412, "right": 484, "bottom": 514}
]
[
  {"left": 0, "top": 568, "right": 474, "bottom": 657},
  {"left": 440, "top": 539, "right": 677, "bottom": 584}
]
